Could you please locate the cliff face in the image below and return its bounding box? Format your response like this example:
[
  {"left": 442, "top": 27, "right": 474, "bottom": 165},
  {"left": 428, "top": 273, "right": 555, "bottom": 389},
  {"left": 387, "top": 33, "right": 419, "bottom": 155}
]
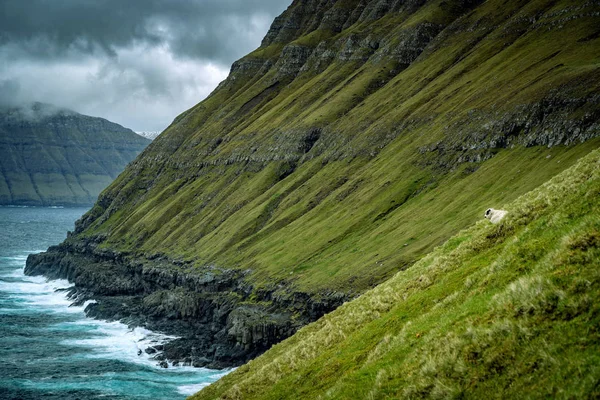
[
  {"left": 27, "top": 0, "right": 600, "bottom": 369},
  {"left": 0, "top": 102, "right": 150, "bottom": 206}
]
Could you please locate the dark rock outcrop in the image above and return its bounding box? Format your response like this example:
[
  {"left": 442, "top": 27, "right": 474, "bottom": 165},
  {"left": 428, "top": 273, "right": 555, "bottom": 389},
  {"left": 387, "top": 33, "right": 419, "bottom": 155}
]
[{"left": 25, "top": 238, "right": 347, "bottom": 369}]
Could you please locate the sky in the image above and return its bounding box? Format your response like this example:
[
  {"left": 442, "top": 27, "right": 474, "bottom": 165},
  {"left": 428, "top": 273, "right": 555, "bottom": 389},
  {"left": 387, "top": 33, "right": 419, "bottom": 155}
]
[{"left": 0, "top": 0, "right": 290, "bottom": 132}]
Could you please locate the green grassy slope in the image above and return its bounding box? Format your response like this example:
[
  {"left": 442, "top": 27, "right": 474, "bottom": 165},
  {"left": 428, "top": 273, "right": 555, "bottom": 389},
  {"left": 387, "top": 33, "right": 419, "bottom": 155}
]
[
  {"left": 194, "top": 142, "right": 600, "bottom": 399},
  {"left": 0, "top": 103, "right": 150, "bottom": 206},
  {"left": 75, "top": 0, "right": 600, "bottom": 302}
]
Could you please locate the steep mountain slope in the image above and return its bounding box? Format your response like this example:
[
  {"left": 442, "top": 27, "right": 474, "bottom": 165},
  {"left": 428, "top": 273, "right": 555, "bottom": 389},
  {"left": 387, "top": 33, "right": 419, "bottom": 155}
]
[
  {"left": 194, "top": 142, "right": 600, "bottom": 400},
  {"left": 0, "top": 103, "right": 150, "bottom": 206},
  {"left": 27, "top": 0, "right": 599, "bottom": 368}
]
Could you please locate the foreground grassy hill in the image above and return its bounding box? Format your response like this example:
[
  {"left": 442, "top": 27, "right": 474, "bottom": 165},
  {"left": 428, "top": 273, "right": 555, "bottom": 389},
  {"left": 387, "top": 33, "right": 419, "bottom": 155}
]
[
  {"left": 0, "top": 102, "right": 150, "bottom": 206},
  {"left": 27, "top": 0, "right": 600, "bottom": 368},
  {"left": 194, "top": 142, "right": 600, "bottom": 400}
]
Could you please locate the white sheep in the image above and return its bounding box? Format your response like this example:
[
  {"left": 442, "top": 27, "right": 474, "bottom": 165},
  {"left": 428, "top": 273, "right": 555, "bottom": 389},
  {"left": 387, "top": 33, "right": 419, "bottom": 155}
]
[{"left": 484, "top": 208, "right": 507, "bottom": 224}]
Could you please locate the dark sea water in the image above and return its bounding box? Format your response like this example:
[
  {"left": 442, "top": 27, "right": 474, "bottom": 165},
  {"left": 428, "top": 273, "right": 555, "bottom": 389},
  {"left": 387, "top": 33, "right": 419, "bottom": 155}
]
[{"left": 0, "top": 207, "right": 227, "bottom": 400}]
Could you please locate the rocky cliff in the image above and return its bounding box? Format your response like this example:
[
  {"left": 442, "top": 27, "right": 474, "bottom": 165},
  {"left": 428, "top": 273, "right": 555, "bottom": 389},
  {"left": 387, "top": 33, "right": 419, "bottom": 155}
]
[
  {"left": 26, "top": 0, "right": 600, "bottom": 369},
  {"left": 0, "top": 102, "right": 150, "bottom": 206}
]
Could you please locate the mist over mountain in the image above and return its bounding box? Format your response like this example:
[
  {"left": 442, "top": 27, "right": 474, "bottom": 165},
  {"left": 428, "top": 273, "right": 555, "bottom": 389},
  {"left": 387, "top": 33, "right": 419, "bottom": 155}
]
[
  {"left": 0, "top": 102, "right": 150, "bottom": 206},
  {"left": 0, "top": 0, "right": 290, "bottom": 132}
]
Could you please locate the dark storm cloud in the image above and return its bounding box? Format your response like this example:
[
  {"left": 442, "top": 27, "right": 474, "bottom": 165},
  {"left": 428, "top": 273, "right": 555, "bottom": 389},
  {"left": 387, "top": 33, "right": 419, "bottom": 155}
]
[
  {"left": 0, "top": 0, "right": 289, "bottom": 63},
  {"left": 0, "top": 0, "right": 290, "bottom": 131}
]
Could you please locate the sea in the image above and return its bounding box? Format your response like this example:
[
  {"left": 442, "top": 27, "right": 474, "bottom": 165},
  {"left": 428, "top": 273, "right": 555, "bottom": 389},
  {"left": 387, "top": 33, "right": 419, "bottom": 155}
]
[{"left": 0, "top": 206, "right": 227, "bottom": 399}]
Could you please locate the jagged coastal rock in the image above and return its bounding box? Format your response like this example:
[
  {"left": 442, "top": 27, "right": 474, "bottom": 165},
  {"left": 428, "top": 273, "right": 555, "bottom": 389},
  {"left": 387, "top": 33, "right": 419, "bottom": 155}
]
[
  {"left": 0, "top": 102, "right": 150, "bottom": 206},
  {"left": 25, "top": 236, "right": 344, "bottom": 368},
  {"left": 27, "top": 0, "right": 600, "bottom": 370}
]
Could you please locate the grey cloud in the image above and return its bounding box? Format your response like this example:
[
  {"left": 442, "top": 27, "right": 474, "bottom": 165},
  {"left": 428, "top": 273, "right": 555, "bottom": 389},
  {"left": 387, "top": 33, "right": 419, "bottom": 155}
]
[
  {"left": 0, "top": 0, "right": 291, "bottom": 131},
  {"left": 0, "top": 101, "right": 77, "bottom": 124},
  {"left": 0, "top": 0, "right": 290, "bottom": 64}
]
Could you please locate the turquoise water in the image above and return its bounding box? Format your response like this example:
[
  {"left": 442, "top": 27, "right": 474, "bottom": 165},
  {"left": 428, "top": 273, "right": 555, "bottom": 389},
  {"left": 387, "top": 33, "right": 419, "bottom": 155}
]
[{"left": 0, "top": 207, "right": 226, "bottom": 399}]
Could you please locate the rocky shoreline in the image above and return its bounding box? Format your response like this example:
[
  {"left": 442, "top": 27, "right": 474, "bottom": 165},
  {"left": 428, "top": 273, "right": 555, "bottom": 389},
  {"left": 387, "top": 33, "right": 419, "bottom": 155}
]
[{"left": 25, "top": 237, "right": 347, "bottom": 369}]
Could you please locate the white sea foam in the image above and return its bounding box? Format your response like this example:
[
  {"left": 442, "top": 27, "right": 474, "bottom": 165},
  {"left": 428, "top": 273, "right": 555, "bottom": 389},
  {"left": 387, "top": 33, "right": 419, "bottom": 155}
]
[
  {"left": 1, "top": 279, "right": 92, "bottom": 315},
  {"left": 65, "top": 322, "right": 231, "bottom": 375},
  {"left": 0, "top": 268, "right": 177, "bottom": 367},
  {"left": 1, "top": 253, "right": 231, "bottom": 397},
  {"left": 61, "top": 320, "right": 185, "bottom": 369},
  {"left": 0, "top": 255, "right": 29, "bottom": 261},
  {"left": 177, "top": 383, "right": 211, "bottom": 395},
  {"left": 2, "top": 266, "right": 177, "bottom": 368},
  {"left": 0, "top": 276, "right": 68, "bottom": 293},
  {"left": 176, "top": 369, "right": 231, "bottom": 395},
  {"left": 0, "top": 251, "right": 46, "bottom": 266}
]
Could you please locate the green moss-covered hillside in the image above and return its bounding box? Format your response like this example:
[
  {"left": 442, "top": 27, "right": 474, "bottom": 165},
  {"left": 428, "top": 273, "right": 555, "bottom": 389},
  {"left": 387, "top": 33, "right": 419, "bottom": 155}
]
[
  {"left": 76, "top": 0, "right": 599, "bottom": 295},
  {"left": 35, "top": 0, "right": 600, "bottom": 369},
  {"left": 194, "top": 137, "right": 600, "bottom": 400},
  {"left": 0, "top": 102, "right": 150, "bottom": 206}
]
